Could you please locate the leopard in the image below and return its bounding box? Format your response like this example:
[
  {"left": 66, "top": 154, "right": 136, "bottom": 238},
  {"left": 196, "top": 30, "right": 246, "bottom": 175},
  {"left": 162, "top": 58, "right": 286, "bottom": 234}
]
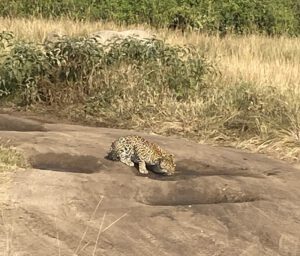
[{"left": 107, "top": 135, "right": 176, "bottom": 175}]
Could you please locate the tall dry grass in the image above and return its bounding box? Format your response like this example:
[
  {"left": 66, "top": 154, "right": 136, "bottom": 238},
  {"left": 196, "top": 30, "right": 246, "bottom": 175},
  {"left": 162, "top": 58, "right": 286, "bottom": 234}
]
[
  {"left": 1, "top": 17, "right": 300, "bottom": 161},
  {"left": 173, "top": 33, "right": 300, "bottom": 92}
]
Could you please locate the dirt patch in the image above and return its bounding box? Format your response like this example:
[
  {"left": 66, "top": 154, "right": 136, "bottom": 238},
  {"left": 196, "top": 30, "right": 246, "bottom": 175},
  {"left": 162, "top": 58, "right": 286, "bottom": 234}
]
[{"left": 0, "top": 114, "right": 300, "bottom": 256}]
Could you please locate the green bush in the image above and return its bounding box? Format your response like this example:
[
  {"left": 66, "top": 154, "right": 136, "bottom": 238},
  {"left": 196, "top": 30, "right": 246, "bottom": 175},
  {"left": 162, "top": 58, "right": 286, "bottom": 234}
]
[{"left": 0, "top": 32, "right": 213, "bottom": 105}]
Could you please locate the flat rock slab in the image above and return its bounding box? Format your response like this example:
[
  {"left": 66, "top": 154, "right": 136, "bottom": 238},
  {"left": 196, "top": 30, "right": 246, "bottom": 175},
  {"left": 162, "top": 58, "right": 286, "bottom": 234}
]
[{"left": 0, "top": 114, "right": 300, "bottom": 256}]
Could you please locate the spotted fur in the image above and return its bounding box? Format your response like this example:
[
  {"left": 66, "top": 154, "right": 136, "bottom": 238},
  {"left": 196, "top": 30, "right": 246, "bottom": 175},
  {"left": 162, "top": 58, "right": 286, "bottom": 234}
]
[{"left": 107, "top": 135, "right": 176, "bottom": 175}]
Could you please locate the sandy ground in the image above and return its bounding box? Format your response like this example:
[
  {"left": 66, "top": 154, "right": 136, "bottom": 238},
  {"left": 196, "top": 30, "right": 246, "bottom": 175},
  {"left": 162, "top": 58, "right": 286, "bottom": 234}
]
[{"left": 0, "top": 113, "right": 300, "bottom": 256}]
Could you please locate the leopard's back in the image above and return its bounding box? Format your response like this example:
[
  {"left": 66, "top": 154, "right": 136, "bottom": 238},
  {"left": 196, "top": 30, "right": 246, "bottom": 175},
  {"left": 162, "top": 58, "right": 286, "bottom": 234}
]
[{"left": 131, "top": 136, "right": 164, "bottom": 164}]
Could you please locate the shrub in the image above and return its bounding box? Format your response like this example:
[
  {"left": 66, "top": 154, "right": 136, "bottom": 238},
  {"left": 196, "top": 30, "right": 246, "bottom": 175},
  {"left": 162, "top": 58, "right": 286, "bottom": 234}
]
[{"left": 0, "top": 32, "right": 213, "bottom": 105}]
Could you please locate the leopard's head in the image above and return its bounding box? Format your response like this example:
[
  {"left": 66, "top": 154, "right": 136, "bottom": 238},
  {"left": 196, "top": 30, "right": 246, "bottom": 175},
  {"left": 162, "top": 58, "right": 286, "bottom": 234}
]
[{"left": 158, "top": 154, "right": 176, "bottom": 175}]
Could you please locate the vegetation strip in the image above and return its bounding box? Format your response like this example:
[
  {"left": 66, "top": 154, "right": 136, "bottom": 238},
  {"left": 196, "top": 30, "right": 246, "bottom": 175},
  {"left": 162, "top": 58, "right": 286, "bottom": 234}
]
[
  {"left": 0, "top": 17, "right": 299, "bottom": 161},
  {"left": 0, "top": 0, "right": 299, "bottom": 36}
]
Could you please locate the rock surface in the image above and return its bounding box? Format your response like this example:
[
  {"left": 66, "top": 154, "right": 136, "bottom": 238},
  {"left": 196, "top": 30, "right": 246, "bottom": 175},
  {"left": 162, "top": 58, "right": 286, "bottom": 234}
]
[
  {"left": 44, "top": 29, "right": 155, "bottom": 45},
  {"left": 89, "top": 29, "right": 155, "bottom": 44},
  {"left": 0, "top": 113, "right": 300, "bottom": 256}
]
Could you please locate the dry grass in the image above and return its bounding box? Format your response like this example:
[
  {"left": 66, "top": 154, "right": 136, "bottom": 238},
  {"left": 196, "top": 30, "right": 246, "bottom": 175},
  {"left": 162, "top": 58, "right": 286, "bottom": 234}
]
[
  {"left": 0, "top": 143, "right": 27, "bottom": 222},
  {"left": 0, "top": 17, "right": 152, "bottom": 42},
  {"left": 168, "top": 32, "right": 300, "bottom": 160},
  {"left": 171, "top": 33, "right": 300, "bottom": 92},
  {"left": 1, "top": 17, "right": 300, "bottom": 161},
  {"left": 0, "top": 142, "right": 27, "bottom": 172}
]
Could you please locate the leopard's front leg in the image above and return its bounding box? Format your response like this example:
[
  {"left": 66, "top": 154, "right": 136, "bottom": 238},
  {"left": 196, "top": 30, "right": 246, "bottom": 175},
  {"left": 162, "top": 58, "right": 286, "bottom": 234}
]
[
  {"left": 138, "top": 161, "right": 148, "bottom": 174},
  {"left": 119, "top": 156, "right": 134, "bottom": 167}
]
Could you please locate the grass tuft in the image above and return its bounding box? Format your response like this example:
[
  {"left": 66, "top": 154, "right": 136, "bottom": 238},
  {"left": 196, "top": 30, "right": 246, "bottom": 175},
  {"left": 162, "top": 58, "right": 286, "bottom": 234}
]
[{"left": 0, "top": 143, "right": 27, "bottom": 171}]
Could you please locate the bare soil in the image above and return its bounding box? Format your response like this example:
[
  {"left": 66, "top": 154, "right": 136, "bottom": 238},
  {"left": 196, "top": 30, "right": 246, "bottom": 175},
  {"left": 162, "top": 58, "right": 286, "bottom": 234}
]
[{"left": 0, "top": 113, "right": 300, "bottom": 256}]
